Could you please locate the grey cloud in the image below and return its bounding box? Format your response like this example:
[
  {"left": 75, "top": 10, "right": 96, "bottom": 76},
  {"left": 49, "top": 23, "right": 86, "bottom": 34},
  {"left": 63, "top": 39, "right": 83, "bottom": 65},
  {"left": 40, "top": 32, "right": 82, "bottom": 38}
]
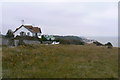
[{"left": 2, "top": 2, "right": 117, "bottom": 37}]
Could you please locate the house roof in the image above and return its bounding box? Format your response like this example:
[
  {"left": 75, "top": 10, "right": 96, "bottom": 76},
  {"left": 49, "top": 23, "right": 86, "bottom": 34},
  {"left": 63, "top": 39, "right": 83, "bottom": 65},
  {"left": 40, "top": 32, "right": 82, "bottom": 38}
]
[
  {"left": 33, "top": 27, "right": 41, "bottom": 33},
  {"left": 14, "top": 25, "right": 42, "bottom": 33}
]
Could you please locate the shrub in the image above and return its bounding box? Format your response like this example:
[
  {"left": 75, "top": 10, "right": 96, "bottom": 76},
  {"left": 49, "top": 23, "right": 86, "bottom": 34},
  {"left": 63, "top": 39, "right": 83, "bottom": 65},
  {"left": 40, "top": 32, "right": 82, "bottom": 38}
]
[
  {"left": 59, "top": 39, "right": 84, "bottom": 45},
  {"left": 41, "top": 35, "right": 47, "bottom": 41},
  {"left": 5, "top": 29, "right": 14, "bottom": 38},
  {"left": 15, "top": 36, "right": 39, "bottom": 41},
  {"left": 105, "top": 42, "right": 113, "bottom": 49},
  {"left": 93, "top": 41, "right": 103, "bottom": 46}
]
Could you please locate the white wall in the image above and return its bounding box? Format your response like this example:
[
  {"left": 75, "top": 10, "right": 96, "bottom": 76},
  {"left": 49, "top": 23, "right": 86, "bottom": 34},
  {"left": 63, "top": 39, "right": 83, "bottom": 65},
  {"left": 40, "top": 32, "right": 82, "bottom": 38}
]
[
  {"left": 14, "top": 26, "right": 33, "bottom": 37},
  {"left": 38, "top": 33, "right": 42, "bottom": 38}
]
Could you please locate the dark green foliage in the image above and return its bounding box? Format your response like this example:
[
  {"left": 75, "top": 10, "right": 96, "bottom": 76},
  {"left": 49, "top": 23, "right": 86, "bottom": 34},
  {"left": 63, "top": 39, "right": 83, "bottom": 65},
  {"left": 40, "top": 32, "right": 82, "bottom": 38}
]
[
  {"left": 15, "top": 36, "right": 40, "bottom": 41},
  {"left": 54, "top": 38, "right": 59, "bottom": 42},
  {"left": 5, "top": 29, "right": 14, "bottom": 46},
  {"left": 39, "top": 38, "right": 43, "bottom": 43},
  {"left": 41, "top": 35, "right": 47, "bottom": 41},
  {"left": 93, "top": 41, "right": 103, "bottom": 46},
  {"left": 59, "top": 39, "right": 71, "bottom": 44},
  {"left": 5, "top": 29, "right": 14, "bottom": 38},
  {"left": 105, "top": 42, "right": 113, "bottom": 49},
  {"left": 49, "top": 38, "right": 51, "bottom": 41},
  {"left": 54, "top": 36, "right": 84, "bottom": 45},
  {"left": 54, "top": 36, "right": 83, "bottom": 41},
  {"left": 59, "top": 39, "right": 84, "bottom": 45},
  {"left": 105, "top": 42, "right": 113, "bottom": 47}
]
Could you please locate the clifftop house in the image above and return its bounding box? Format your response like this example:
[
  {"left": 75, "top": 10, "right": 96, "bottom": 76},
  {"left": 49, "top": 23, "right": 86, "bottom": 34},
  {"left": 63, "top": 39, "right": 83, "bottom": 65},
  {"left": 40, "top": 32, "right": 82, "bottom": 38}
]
[{"left": 13, "top": 25, "right": 42, "bottom": 38}]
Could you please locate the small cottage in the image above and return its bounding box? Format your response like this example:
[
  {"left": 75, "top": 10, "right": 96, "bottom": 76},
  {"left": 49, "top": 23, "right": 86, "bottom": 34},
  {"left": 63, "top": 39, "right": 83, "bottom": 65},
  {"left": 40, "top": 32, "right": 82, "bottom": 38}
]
[{"left": 13, "top": 25, "right": 42, "bottom": 38}]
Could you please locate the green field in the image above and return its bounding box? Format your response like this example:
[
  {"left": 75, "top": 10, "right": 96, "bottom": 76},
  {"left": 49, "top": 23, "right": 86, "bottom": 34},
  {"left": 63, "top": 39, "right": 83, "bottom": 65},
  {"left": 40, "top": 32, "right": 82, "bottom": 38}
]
[{"left": 2, "top": 44, "right": 118, "bottom": 78}]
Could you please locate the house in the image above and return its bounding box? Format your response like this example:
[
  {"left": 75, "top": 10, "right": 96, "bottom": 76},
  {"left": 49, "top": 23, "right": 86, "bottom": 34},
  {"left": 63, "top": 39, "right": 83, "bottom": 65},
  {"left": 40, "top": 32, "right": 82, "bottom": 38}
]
[
  {"left": 13, "top": 25, "right": 42, "bottom": 38},
  {"left": 43, "top": 35, "right": 55, "bottom": 40}
]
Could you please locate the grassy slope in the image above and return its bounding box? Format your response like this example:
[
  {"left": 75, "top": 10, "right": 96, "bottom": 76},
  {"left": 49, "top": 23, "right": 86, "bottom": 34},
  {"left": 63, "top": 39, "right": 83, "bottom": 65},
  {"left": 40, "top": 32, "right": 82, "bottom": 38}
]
[{"left": 2, "top": 44, "right": 118, "bottom": 78}]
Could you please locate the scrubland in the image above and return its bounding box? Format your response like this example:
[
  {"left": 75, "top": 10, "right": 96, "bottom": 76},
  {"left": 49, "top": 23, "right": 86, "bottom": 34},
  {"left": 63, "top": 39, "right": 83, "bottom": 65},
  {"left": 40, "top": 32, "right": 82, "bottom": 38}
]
[{"left": 2, "top": 44, "right": 118, "bottom": 78}]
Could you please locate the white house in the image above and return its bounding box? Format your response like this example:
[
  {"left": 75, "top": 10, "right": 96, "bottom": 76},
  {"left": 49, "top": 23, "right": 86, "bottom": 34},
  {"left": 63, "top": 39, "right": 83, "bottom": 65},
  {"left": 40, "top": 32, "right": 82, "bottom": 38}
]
[{"left": 13, "top": 25, "right": 42, "bottom": 38}]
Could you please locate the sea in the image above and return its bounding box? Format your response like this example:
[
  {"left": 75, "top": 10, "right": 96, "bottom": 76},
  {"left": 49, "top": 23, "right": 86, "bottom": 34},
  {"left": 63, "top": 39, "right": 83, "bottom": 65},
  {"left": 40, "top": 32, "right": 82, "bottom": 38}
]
[{"left": 86, "top": 36, "right": 118, "bottom": 47}]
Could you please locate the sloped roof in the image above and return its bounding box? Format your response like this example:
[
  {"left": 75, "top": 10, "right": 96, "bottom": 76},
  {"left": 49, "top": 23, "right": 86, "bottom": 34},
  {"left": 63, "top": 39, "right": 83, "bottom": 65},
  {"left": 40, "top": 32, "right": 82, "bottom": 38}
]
[
  {"left": 14, "top": 25, "right": 42, "bottom": 33},
  {"left": 33, "top": 27, "right": 41, "bottom": 33}
]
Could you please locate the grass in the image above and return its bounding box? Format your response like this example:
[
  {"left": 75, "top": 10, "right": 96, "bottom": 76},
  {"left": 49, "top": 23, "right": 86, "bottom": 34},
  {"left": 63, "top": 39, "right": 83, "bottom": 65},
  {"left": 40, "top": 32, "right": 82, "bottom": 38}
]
[
  {"left": 0, "top": 46, "right": 2, "bottom": 78},
  {"left": 2, "top": 44, "right": 118, "bottom": 78}
]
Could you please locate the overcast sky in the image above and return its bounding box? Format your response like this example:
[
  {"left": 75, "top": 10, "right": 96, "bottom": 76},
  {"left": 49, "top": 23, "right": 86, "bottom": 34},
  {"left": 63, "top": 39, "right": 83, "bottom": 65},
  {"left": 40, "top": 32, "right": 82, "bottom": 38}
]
[{"left": 1, "top": 2, "right": 118, "bottom": 37}]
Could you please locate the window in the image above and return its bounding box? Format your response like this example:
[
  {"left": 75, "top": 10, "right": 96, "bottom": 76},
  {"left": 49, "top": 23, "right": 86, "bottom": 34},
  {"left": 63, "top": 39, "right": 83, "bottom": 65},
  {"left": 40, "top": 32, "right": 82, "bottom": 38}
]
[
  {"left": 27, "top": 32, "right": 30, "bottom": 36},
  {"left": 20, "top": 31, "right": 26, "bottom": 36}
]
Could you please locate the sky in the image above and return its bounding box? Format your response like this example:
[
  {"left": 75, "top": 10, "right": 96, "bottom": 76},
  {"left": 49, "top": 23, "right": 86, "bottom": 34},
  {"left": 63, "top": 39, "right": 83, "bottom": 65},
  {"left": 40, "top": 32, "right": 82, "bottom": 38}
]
[{"left": 0, "top": 0, "right": 118, "bottom": 37}]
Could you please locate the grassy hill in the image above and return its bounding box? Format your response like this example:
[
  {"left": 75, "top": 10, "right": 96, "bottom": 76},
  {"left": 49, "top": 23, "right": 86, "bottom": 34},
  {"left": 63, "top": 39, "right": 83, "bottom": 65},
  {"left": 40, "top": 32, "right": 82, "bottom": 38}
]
[{"left": 2, "top": 44, "right": 118, "bottom": 78}]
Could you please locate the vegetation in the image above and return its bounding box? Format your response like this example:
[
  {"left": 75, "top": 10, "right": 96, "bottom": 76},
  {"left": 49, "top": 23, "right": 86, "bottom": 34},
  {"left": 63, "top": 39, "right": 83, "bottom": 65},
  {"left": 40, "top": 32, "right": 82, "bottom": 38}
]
[
  {"left": 93, "top": 41, "right": 104, "bottom": 46},
  {"left": 54, "top": 36, "right": 84, "bottom": 45},
  {"left": 4, "top": 29, "right": 14, "bottom": 46},
  {"left": 41, "top": 35, "right": 48, "bottom": 41},
  {"left": 14, "top": 36, "right": 39, "bottom": 41},
  {"left": 54, "top": 36, "right": 83, "bottom": 41},
  {"left": 5, "top": 29, "right": 14, "bottom": 38},
  {"left": 105, "top": 42, "right": 113, "bottom": 46},
  {"left": 2, "top": 44, "right": 118, "bottom": 78},
  {"left": 58, "top": 39, "right": 84, "bottom": 45}
]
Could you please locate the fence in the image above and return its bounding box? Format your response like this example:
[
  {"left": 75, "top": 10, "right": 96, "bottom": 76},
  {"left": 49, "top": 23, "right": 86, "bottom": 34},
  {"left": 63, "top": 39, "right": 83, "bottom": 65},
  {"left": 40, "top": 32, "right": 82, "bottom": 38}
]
[
  {"left": 14, "top": 40, "right": 40, "bottom": 46},
  {"left": 1, "top": 36, "right": 40, "bottom": 46}
]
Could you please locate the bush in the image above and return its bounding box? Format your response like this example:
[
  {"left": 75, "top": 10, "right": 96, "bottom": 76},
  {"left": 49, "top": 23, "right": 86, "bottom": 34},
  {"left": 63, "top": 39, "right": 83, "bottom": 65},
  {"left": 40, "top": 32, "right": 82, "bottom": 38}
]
[
  {"left": 105, "top": 42, "right": 113, "bottom": 46},
  {"left": 15, "top": 36, "right": 40, "bottom": 41},
  {"left": 59, "top": 39, "right": 84, "bottom": 45},
  {"left": 41, "top": 35, "right": 47, "bottom": 41},
  {"left": 105, "top": 42, "right": 113, "bottom": 49},
  {"left": 5, "top": 29, "right": 14, "bottom": 46},
  {"left": 5, "top": 29, "right": 14, "bottom": 38},
  {"left": 54, "top": 38, "right": 59, "bottom": 42},
  {"left": 93, "top": 41, "right": 103, "bottom": 46}
]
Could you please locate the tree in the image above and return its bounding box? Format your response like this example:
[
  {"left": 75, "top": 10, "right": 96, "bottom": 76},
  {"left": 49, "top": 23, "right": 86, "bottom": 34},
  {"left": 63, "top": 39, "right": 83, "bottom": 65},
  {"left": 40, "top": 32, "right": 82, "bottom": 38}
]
[
  {"left": 5, "top": 29, "right": 14, "bottom": 46},
  {"left": 5, "top": 29, "right": 14, "bottom": 38}
]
